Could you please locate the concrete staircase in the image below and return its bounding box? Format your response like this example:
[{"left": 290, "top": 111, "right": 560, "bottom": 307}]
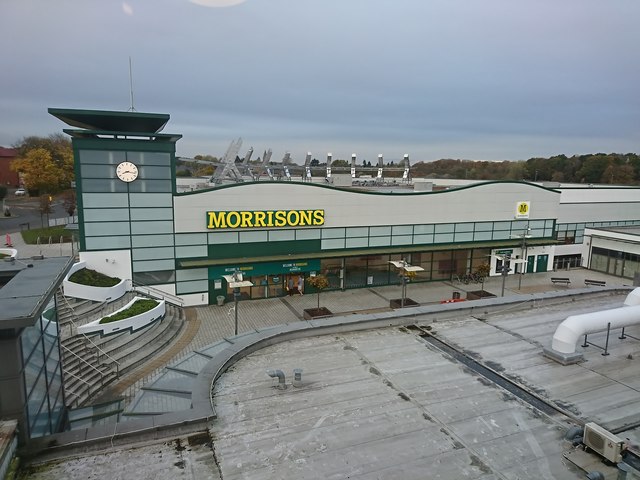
[{"left": 58, "top": 291, "right": 185, "bottom": 408}]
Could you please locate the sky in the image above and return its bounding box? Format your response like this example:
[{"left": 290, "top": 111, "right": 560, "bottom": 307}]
[{"left": 1, "top": 0, "right": 639, "bottom": 164}]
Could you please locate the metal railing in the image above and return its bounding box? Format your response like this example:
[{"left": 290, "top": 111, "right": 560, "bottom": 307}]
[
  {"left": 61, "top": 344, "right": 106, "bottom": 388},
  {"left": 58, "top": 291, "right": 121, "bottom": 378},
  {"left": 61, "top": 368, "right": 92, "bottom": 408},
  {"left": 132, "top": 282, "right": 184, "bottom": 307}
]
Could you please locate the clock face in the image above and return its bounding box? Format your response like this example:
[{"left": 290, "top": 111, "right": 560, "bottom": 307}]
[{"left": 116, "top": 161, "right": 139, "bottom": 182}]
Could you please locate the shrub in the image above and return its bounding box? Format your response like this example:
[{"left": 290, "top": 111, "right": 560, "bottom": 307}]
[
  {"left": 99, "top": 299, "right": 159, "bottom": 324},
  {"left": 69, "top": 268, "right": 121, "bottom": 287}
]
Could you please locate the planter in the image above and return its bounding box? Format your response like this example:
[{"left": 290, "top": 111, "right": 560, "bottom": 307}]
[
  {"left": 78, "top": 296, "right": 166, "bottom": 336},
  {"left": 466, "top": 290, "right": 497, "bottom": 300},
  {"left": 63, "top": 261, "right": 127, "bottom": 302},
  {"left": 303, "top": 307, "right": 333, "bottom": 320},
  {"left": 389, "top": 298, "right": 419, "bottom": 309}
]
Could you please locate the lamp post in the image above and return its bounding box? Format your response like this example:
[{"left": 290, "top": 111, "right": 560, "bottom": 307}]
[
  {"left": 500, "top": 254, "right": 511, "bottom": 297},
  {"left": 513, "top": 225, "right": 532, "bottom": 290},
  {"left": 389, "top": 259, "right": 424, "bottom": 308},
  {"left": 223, "top": 270, "right": 253, "bottom": 336}
]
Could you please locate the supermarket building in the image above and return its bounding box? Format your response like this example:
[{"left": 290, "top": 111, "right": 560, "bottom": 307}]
[{"left": 50, "top": 108, "right": 640, "bottom": 306}]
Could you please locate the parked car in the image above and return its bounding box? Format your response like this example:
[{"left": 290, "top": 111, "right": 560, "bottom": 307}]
[{"left": 14, "top": 188, "right": 26, "bottom": 196}]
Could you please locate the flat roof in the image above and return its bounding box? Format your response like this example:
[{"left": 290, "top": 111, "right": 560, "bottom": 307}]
[
  {"left": 590, "top": 225, "right": 640, "bottom": 237},
  {"left": 23, "top": 289, "right": 640, "bottom": 479},
  {"left": 0, "top": 256, "right": 73, "bottom": 329},
  {"left": 48, "top": 108, "right": 170, "bottom": 134}
]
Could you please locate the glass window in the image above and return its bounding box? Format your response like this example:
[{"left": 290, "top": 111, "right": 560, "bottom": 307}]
[
  {"left": 369, "top": 236, "right": 391, "bottom": 247},
  {"left": 392, "top": 225, "right": 413, "bottom": 235},
  {"left": 133, "top": 270, "right": 176, "bottom": 284},
  {"left": 175, "top": 233, "right": 207, "bottom": 246},
  {"left": 321, "top": 238, "right": 345, "bottom": 250},
  {"left": 295, "top": 229, "right": 321, "bottom": 240},
  {"left": 474, "top": 222, "right": 493, "bottom": 232},
  {"left": 370, "top": 226, "right": 391, "bottom": 236},
  {"left": 473, "top": 231, "right": 492, "bottom": 241},
  {"left": 322, "top": 228, "right": 346, "bottom": 239},
  {"left": 130, "top": 221, "right": 173, "bottom": 235},
  {"left": 132, "top": 259, "right": 175, "bottom": 272},
  {"left": 83, "top": 208, "right": 130, "bottom": 222},
  {"left": 346, "top": 227, "right": 369, "bottom": 237},
  {"left": 84, "top": 222, "right": 131, "bottom": 236},
  {"left": 129, "top": 193, "right": 173, "bottom": 207},
  {"left": 391, "top": 235, "right": 412, "bottom": 245},
  {"left": 346, "top": 237, "right": 368, "bottom": 248},
  {"left": 138, "top": 166, "right": 171, "bottom": 179},
  {"left": 79, "top": 150, "right": 125, "bottom": 165},
  {"left": 208, "top": 231, "right": 238, "bottom": 244},
  {"left": 175, "top": 245, "right": 207, "bottom": 258},
  {"left": 454, "top": 232, "right": 474, "bottom": 242},
  {"left": 128, "top": 151, "right": 171, "bottom": 166},
  {"left": 344, "top": 256, "right": 368, "bottom": 288},
  {"left": 320, "top": 259, "right": 341, "bottom": 289},
  {"left": 414, "top": 234, "right": 434, "bottom": 244},
  {"left": 434, "top": 233, "right": 454, "bottom": 243},
  {"left": 176, "top": 268, "right": 208, "bottom": 281},
  {"left": 454, "top": 223, "right": 474, "bottom": 233},
  {"left": 132, "top": 247, "right": 175, "bottom": 261},
  {"left": 82, "top": 193, "right": 129, "bottom": 208},
  {"left": 85, "top": 236, "right": 131, "bottom": 249},
  {"left": 414, "top": 224, "right": 434, "bottom": 234},
  {"left": 176, "top": 280, "right": 208, "bottom": 294},
  {"left": 80, "top": 164, "right": 121, "bottom": 178},
  {"left": 128, "top": 180, "right": 173, "bottom": 193},
  {"left": 434, "top": 223, "right": 454, "bottom": 233},
  {"left": 130, "top": 208, "right": 173, "bottom": 221},
  {"left": 239, "top": 231, "right": 268, "bottom": 243},
  {"left": 132, "top": 234, "right": 174, "bottom": 247},
  {"left": 269, "top": 230, "right": 295, "bottom": 241}
]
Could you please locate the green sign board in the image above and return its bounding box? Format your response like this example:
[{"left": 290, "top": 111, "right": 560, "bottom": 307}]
[{"left": 209, "top": 259, "right": 321, "bottom": 279}]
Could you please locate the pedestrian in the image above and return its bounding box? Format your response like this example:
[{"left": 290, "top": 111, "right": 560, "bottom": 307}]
[
  {"left": 298, "top": 276, "right": 304, "bottom": 295},
  {"left": 287, "top": 277, "right": 294, "bottom": 296}
]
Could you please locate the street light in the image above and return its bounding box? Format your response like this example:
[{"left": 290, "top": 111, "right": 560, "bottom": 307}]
[
  {"left": 223, "top": 270, "right": 253, "bottom": 335},
  {"left": 511, "top": 225, "right": 532, "bottom": 290},
  {"left": 389, "top": 259, "right": 424, "bottom": 308}
]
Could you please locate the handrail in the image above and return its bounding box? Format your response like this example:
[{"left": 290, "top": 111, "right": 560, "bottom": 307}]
[
  {"left": 58, "top": 291, "right": 121, "bottom": 377},
  {"left": 61, "top": 344, "right": 106, "bottom": 387},
  {"left": 132, "top": 281, "right": 184, "bottom": 307},
  {"left": 61, "top": 368, "right": 92, "bottom": 407}
]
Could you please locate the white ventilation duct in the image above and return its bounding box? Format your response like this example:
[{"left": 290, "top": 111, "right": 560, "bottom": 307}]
[{"left": 551, "top": 287, "right": 640, "bottom": 354}]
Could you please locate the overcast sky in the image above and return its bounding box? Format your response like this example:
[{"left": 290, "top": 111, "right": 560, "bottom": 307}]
[{"left": 1, "top": 0, "right": 639, "bottom": 163}]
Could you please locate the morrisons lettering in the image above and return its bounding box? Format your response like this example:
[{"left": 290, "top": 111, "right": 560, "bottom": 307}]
[{"left": 207, "top": 209, "right": 325, "bottom": 229}]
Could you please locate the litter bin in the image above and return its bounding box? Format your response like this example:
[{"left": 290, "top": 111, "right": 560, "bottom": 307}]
[
  {"left": 452, "top": 291, "right": 461, "bottom": 300},
  {"left": 216, "top": 295, "right": 225, "bottom": 306}
]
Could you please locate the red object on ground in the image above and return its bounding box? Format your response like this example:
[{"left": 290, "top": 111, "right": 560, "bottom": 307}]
[{"left": 440, "top": 298, "right": 466, "bottom": 304}]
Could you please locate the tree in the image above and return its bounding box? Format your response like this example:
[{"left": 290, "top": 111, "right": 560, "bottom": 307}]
[
  {"left": 331, "top": 159, "right": 349, "bottom": 168},
  {"left": 11, "top": 134, "right": 73, "bottom": 193},
  {"left": 306, "top": 274, "right": 330, "bottom": 310}
]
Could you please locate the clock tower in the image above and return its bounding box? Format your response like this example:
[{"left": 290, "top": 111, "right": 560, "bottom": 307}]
[{"left": 49, "top": 108, "right": 182, "bottom": 290}]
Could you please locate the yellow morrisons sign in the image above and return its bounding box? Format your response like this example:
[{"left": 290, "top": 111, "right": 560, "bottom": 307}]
[{"left": 207, "top": 209, "right": 325, "bottom": 229}]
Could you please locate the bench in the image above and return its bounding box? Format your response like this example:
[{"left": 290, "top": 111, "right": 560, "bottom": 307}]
[
  {"left": 551, "top": 277, "right": 571, "bottom": 285},
  {"left": 584, "top": 279, "right": 606, "bottom": 287}
]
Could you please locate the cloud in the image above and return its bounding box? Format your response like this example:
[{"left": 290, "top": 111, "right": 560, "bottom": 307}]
[
  {"left": 121, "top": 2, "right": 133, "bottom": 16},
  {"left": 189, "top": 0, "right": 247, "bottom": 7}
]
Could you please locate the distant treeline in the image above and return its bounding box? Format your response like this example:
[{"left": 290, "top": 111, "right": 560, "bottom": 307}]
[{"left": 412, "top": 153, "right": 640, "bottom": 185}]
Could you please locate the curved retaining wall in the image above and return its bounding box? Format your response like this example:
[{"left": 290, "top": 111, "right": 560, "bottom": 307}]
[
  {"left": 24, "top": 285, "right": 629, "bottom": 458},
  {"left": 77, "top": 297, "right": 166, "bottom": 336},
  {"left": 63, "top": 261, "right": 127, "bottom": 302}
]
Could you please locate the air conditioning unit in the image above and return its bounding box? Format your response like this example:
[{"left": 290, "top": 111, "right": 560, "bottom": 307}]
[{"left": 583, "top": 422, "right": 625, "bottom": 463}]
